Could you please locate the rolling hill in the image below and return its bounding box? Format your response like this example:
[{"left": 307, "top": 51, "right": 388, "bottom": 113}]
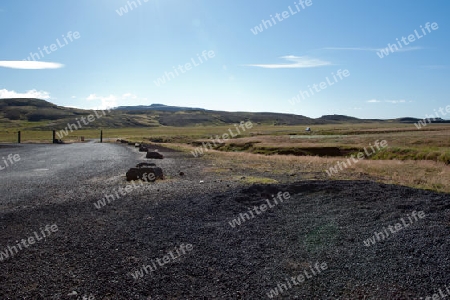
[{"left": 0, "top": 98, "right": 447, "bottom": 130}]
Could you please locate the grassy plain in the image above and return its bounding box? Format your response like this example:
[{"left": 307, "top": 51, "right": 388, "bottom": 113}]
[{"left": 1, "top": 122, "right": 449, "bottom": 193}]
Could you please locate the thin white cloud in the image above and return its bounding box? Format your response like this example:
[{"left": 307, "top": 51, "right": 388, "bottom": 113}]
[
  {"left": 122, "top": 93, "right": 138, "bottom": 99},
  {"left": 324, "top": 47, "right": 381, "bottom": 52},
  {"left": 86, "top": 94, "right": 117, "bottom": 110},
  {"left": 85, "top": 93, "right": 150, "bottom": 110},
  {"left": 0, "top": 61, "right": 64, "bottom": 70},
  {"left": 324, "top": 46, "right": 422, "bottom": 53},
  {"left": 0, "top": 89, "right": 51, "bottom": 99},
  {"left": 394, "top": 46, "right": 423, "bottom": 52},
  {"left": 367, "top": 99, "right": 406, "bottom": 104},
  {"left": 243, "top": 56, "right": 332, "bottom": 69},
  {"left": 385, "top": 99, "right": 406, "bottom": 104}
]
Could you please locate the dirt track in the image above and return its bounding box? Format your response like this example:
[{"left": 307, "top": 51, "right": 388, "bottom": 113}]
[{"left": 0, "top": 142, "right": 449, "bottom": 299}]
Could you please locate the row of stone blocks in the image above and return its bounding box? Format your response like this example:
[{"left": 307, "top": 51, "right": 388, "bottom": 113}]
[{"left": 118, "top": 140, "right": 164, "bottom": 181}]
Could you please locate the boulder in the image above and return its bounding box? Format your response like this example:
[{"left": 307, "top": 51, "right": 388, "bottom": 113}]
[
  {"left": 146, "top": 151, "right": 164, "bottom": 159},
  {"left": 139, "top": 145, "right": 148, "bottom": 152},
  {"left": 135, "top": 143, "right": 140, "bottom": 147},
  {"left": 128, "top": 142, "right": 134, "bottom": 146},
  {"left": 126, "top": 167, "right": 163, "bottom": 181}
]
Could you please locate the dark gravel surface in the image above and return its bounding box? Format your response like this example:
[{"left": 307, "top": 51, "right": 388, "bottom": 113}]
[{"left": 0, "top": 142, "right": 449, "bottom": 299}]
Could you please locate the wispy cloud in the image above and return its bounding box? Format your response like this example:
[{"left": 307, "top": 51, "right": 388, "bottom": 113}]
[
  {"left": 367, "top": 99, "right": 406, "bottom": 104},
  {"left": 0, "top": 89, "right": 51, "bottom": 99},
  {"left": 324, "top": 47, "right": 381, "bottom": 52},
  {"left": 0, "top": 61, "right": 64, "bottom": 69},
  {"left": 243, "top": 55, "right": 332, "bottom": 69},
  {"left": 85, "top": 93, "right": 148, "bottom": 110},
  {"left": 86, "top": 94, "right": 118, "bottom": 110},
  {"left": 324, "top": 46, "right": 422, "bottom": 53},
  {"left": 385, "top": 99, "right": 406, "bottom": 104},
  {"left": 392, "top": 46, "right": 423, "bottom": 53},
  {"left": 122, "top": 93, "right": 138, "bottom": 99}
]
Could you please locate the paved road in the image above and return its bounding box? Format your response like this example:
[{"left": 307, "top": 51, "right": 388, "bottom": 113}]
[{"left": 0, "top": 142, "right": 140, "bottom": 205}]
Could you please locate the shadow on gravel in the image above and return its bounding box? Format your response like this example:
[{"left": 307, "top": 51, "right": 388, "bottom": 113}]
[{"left": 1, "top": 179, "right": 449, "bottom": 299}]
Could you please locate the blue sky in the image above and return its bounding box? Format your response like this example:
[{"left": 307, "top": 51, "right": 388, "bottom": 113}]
[{"left": 0, "top": 0, "right": 449, "bottom": 119}]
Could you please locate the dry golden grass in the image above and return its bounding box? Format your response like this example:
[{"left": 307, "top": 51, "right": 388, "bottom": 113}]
[
  {"left": 191, "top": 124, "right": 450, "bottom": 165},
  {"left": 204, "top": 126, "right": 450, "bottom": 149},
  {"left": 172, "top": 143, "right": 450, "bottom": 194}
]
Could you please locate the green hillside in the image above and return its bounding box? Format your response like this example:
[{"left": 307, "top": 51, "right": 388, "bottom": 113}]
[
  {"left": 1, "top": 98, "right": 442, "bottom": 131},
  {"left": 0, "top": 98, "right": 322, "bottom": 130}
]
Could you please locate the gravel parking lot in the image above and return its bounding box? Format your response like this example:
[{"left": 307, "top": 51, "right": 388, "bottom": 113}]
[{"left": 0, "top": 142, "right": 449, "bottom": 299}]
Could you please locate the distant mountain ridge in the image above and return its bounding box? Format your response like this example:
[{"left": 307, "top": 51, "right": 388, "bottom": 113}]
[
  {"left": 115, "top": 104, "right": 205, "bottom": 112},
  {"left": 0, "top": 98, "right": 449, "bottom": 130}
]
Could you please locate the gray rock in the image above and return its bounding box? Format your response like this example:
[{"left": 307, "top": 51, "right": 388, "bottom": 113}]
[
  {"left": 146, "top": 151, "right": 164, "bottom": 159},
  {"left": 126, "top": 167, "right": 163, "bottom": 181}
]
